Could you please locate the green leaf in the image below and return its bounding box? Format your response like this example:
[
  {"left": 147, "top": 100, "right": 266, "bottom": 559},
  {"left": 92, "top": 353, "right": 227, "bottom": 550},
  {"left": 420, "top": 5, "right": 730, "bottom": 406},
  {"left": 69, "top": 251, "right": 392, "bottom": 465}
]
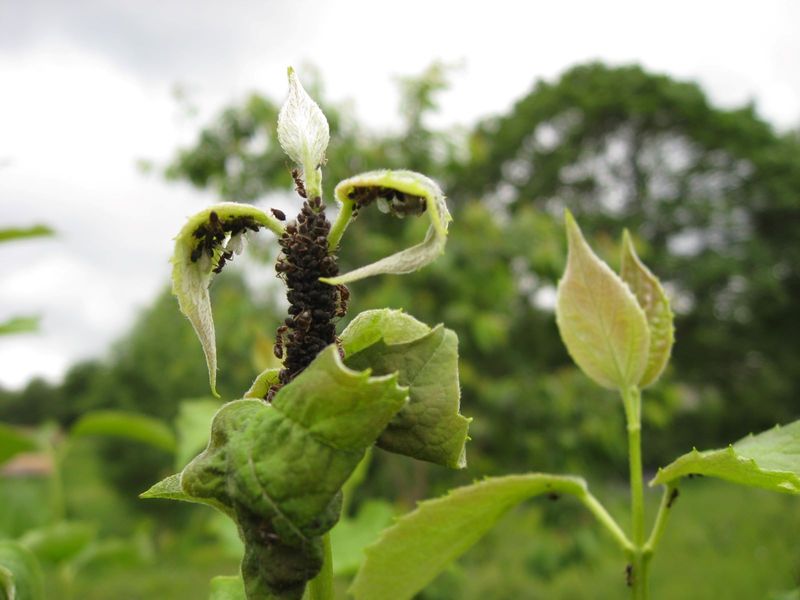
[
  {"left": 343, "top": 312, "right": 470, "bottom": 468},
  {"left": 161, "top": 346, "right": 408, "bottom": 599},
  {"left": 209, "top": 575, "right": 246, "bottom": 600},
  {"left": 71, "top": 410, "right": 176, "bottom": 454},
  {"left": 140, "top": 473, "right": 234, "bottom": 518},
  {"left": 175, "top": 399, "right": 222, "bottom": 469},
  {"left": 322, "top": 170, "right": 451, "bottom": 285},
  {"left": 0, "top": 318, "right": 39, "bottom": 337},
  {"left": 0, "top": 541, "right": 44, "bottom": 600},
  {"left": 171, "top": 203, "right": 285, "bottom": 396},
  {"left": 0, "top": 226, "right": 54, "bottom": 245},
  {"left": 339, "top": 309, "right": 430, "bottom": 356},
  {"left": 555, "top": 211, "right": 650, "bottom": 390},
  {"left": 330, "top": 500, "right": 394, "bottom": 576},
  {"left": 350, "top": 474, "right": 588, "bottom": 600},
  {"left": 243, "top": 368, "right": 280, "bottom": 400},
  {"left": 18, "top": 522, "right": 96, "bottom": 565},
  {"left": 651, "top": 419, "right": 800, "bottom": 493},
  {"left": 0, "top": 423, "right": 37, "bottom": 466},
  {"left": 620, "top": 230, "right": 674, "bottom": 387}
]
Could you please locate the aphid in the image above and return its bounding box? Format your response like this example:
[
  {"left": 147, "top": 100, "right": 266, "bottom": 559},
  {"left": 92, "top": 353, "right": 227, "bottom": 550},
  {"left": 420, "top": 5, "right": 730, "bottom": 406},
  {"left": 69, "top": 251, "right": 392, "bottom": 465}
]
[
  {"left": 625, "top": 565, "right": 633, "bottom": 587},
  {"left": 667, "top": 488, "right": 680, "bottom": 509},
  {"left": 271, "top": 208, "right": 286, "bottom": 221},
  {"left": 391, "top": 191, "right": 427, "bottom": 217},
  {"left": 335, "top": 285, "right": 350, "bottom": 318},
  {"left": 273, "top": 325, "right": 289, "bottom": 359},
  {"left": 291, "top": 168, "right": 307, "bottom": 198},
  {"left": 294, "top": 309, "right": 312, "bottom": 331},
  {"left": 547, "top": 492, "right": 560, "bottom": 501}
]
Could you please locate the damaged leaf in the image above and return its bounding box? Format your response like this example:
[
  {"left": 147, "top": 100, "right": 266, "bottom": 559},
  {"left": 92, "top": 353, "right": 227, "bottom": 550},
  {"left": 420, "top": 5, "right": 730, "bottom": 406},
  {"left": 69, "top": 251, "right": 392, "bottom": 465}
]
[
  {"left": 322, "top": 170, "right": 451, "bottom": 285},
  {"left": 171, "top": 203, "right": 284, "bottom": 396},
  {"left": 145, "top": 346, "right": 407, "bottom": 599},
  {"left": 341, "top": 309, "right": 470, "bottom": 469}
]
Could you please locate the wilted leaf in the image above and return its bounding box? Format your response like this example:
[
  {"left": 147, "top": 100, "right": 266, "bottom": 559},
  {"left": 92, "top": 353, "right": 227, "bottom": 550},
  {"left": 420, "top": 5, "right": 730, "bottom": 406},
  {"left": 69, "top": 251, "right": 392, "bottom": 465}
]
[
  {"left": 620, "top": 231, "right": 674, "bottom": 387},
  {"left": 350, "top": 474, "right": 588, "bottom": 600},
  {"left": 651, "top": 419, "right": 800, "bottom": 493},
  {"left": 171, "top": 203, "right": 284, "bottom": 396},
  {"left": 71, "top": 410, "right": 176, "bottom": 454},
  {"left": 0, "top": 541, "right": 44, "bottom": 600},
  {"left": 323, "top": 170, "right": 451, "bottom": 285},
  {"left": 555, "top": 211, "right": 650, "bottom": 390}
]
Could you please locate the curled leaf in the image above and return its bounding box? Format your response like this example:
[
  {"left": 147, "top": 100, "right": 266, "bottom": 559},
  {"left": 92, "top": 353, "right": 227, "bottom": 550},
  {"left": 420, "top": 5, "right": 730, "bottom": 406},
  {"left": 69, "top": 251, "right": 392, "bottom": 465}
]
[
  {"left": 620, "top": 231, "right": 674, "bottom": 387},
  {"left": 555, "top": 211, "right": 650, "bottom": 390},
  {"left": 342, "top": 310, "right": 470, "bottom": 469},
  {"left": 277, "top": 67, "right": 329, "bottom": 197},
  {"left": 243, "top": 368, "right": 280, "bottom": 400},
  {"left": 171, "top": 203, "right": 284, "bottom": 396},
  {"left": 323, "top": 170, "right": 451, "bottom": 285}
]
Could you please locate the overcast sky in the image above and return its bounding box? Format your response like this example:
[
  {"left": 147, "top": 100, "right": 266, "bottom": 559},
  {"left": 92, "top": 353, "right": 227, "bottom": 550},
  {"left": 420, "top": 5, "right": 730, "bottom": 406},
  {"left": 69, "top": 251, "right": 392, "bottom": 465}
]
[{"left": 1, "top": 0, "right": 799, "bottom": 389}]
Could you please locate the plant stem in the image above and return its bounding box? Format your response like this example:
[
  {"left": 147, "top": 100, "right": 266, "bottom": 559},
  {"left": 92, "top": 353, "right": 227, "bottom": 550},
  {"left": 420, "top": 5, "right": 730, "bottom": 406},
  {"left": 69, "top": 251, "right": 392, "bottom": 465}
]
[
  {"left": 644, "top": 484, "right": 678, "bottom": 556},
  {"left": 307, "top": 533, "right": 334, "bottom": 600},
  {"left": 580, "top": 491, "right": 634, "bottom": 553},
  {"left": 622, "top": 385, "right": 646, "bottom": 599},
  {"left": 327, "top": 200, "right": 354, "bottom": 251}
]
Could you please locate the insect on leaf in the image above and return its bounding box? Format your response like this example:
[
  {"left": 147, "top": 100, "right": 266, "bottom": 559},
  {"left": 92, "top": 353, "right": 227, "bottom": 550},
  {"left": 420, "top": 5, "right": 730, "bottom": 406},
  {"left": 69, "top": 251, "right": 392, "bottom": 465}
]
[
  {"left": 322, "top": 170, "right": 451, "bottom": 285},
  {"left": 171, "top": 203, "right": 284, "bottom": 396}
]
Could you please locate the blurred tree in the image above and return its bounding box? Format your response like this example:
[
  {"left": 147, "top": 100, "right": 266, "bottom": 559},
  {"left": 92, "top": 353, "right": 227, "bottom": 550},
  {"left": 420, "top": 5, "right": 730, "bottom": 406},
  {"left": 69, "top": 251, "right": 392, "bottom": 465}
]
[{"left": 459, "top": 62, "right": 800, "bottom": 450}]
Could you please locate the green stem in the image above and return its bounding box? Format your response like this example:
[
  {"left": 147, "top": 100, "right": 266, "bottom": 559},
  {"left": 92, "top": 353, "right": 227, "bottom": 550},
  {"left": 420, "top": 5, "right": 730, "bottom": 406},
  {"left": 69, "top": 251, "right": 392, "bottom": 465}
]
[
  {"left": 580, "top": 491, "right": 634, "bottom": 553},
  {"left": 327, "top": 199, "right": 354, "bottom": 251},
  {"left": 644, "top": 484, "right": 678, "bottom": 556},
  {"left": 305, "top": 163, "right": 323, "bottom": 202},
  {"left": 307, "top": 533, "right": 334, "bottom": 600},
  {"left": 622, "top": 385, "right": 646, "bottom": 599}
]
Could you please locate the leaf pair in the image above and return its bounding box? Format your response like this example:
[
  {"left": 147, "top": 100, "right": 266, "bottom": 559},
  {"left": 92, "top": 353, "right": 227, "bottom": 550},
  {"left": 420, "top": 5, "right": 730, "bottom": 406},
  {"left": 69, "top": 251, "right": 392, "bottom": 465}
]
[{"left": 555, "top": 211, "right": 674, "bottom": 390}]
